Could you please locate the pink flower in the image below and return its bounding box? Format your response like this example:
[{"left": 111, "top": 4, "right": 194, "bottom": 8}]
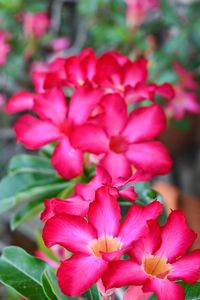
[
  {"left": 71, "top": 94, "right": 172, "bottom": 180},
  {"left": 49, "top": 37, "right": 70, "bottom": 52},
  {"left": 174, "top": 62, "right": 198, "bottom": 90},
  {"left": 125, "top": 0, "right": 159, "bottom": 29},
  {"left": 14, "top": 86, "right": 102, "bottom": 178},
  {"left": 44, "top": 49, "right": 174, "bottom": 103},
  {"left": 42, "top": 186, "right": 162, "bottom": 296},
  {"left": 0, "top": 29, "right": 11, "bottom": 65},
  {"left": 165, "top": 85, "right": 200, "bottom": 120},
  {"left": 20, "top": 12, "right": 50, "bottom": 38},
  {"left": 5, "top": 91, "right": 35, "bottom": 113},
  {"left": 40, "top": 166, "right": 151, "bottom": 221},
  {"left": 103, "top": 211, "right": 200, "bottom": 300}
]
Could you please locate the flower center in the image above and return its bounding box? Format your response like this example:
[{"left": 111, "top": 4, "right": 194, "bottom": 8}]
[
  {"left": 109, "top": 135, "right": 128, "bottom": 153},
  {"left": 142, "top": 255, "right": 171, "bottom": 279},
  {"left": 59, "top": 119, "right": 73, "bottom": 136},
  {"left": 89, "top": 236, "right": 122, "bottom": 258}
]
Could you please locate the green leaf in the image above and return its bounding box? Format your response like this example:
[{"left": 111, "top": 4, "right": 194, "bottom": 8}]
[
  {"left": 10, "top": 198, "right": 44, "bottom": 230},
  {"left": 0, "top": 172, "right": 69, "bottom": 214},
  {"left": 180, "top": 281, "right": 200, "bottom": 300},
  {"left": 36, "top": 232, "right": 59, "bottom": 264},
  {"left": 0, "top": 246, "right": 48, "bottom": 300},
  {"left": 42, "top": 266, "right": 76, "bottom": 300},
  {"left": 0, "top": 0, "right": 22, "bottom": 11},
  {"left": 8, "top": 154, "right": 56, "bottom": 176},
  {"left": 84, "top": 285, "right": 101, "bottom": 300},
  {"left": 160, "top": 0, "right": 181, "bottom": 26}
]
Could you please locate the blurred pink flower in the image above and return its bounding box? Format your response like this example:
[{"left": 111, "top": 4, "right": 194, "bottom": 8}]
[
  {"left": 49, "top": 37, "right": 70, "bottom": 52},
  {"left": 0, "top": 30, "right": 11, "bottom": 65},
  {"left": 125, "top": 0, "right": 159, "bottom": 29},
  {"left": 20, "top": 12, "right": 50, "bottom": 38}
]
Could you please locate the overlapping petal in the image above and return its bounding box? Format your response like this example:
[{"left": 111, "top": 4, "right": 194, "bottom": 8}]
[
  {"left": 122, "top": 105, "right": 166, "bottom": 143},
  {"left": 52, "top": 138, "right": 83, "bottom": 179},
  {"left": 126, "top": 141, "right": 172, "bottom": 175},
  {"left": 143, "top": 278, "right": 184, "bottom": 300},
  {"left": 103, "top": 261, "right": 147, "bottom": 289},
  {"left": 118, "top": 201, "right": 162, "bottom": 247},
  {"left": 57, "top": 254, "right": 107, "bottom": 296},
  {"left": 5, "top": 91, "right": 35, "bottom": 113},
  {"left": 43, "top": 213, "right": 96, "bottom": 253},
  {"left": 169, "top": 250, "right": 200, "bottom": 284},
  {"left": 33, "top": 87, "right": 67, "bottom": 125},
  {"left": 156, "top": 210, "right": 197, "bottom": 262},
  {"left": 70, "top": 124, "right": 109, "bottom": 154},
  {"left": 88, "top": 186, "right": 121, "bottom": 237},
  {"left": 14, "top": 114, "right": 61, "bottom": 149}
]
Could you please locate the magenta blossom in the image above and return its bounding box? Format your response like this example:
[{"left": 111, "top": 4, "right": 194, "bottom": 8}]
[
  {"left": 103, "top": 211, "right": 200, "bottom": 300},
  {"left": 71, "top": 94, "right": 172, "bottom": 180},
  {"left": 40, "top": 166, "right": 151, "bottom": 221},
  {"left": 42, "top": 186, "right": 162, "bottom": 296},
  {"left": 125, "top": 0, "right": 159, "bottom": 29},
  {"left": 20, "top": 11, "right": 50, "bottom": 38},
  {"left": 165, "top": 85, "right": 200, "bottom": 120},
  {"left": 14, "top": 86, "right": 102, "bottom": 179}
]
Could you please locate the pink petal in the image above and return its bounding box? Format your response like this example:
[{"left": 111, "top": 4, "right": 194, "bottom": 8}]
[
  {"left": 57, "top": 254, "right": 107, "bottom": 296},
  {"left": 79, "top": 48, "right": 96, "bottom": 81},
  {"left": 99, "top": 93, "right": 128, "bottom": 136},
  {"left": 169, "top": 250, "right": 200, "bottom": 284},
  {"left": 75, "top": 166, "right": 112, "bottom": 201},
  {"left": 5, "top": 91, "right": 34, "bottom": 113},
  {"left": 52, "top": 138, "right": 83, "bottom": 179},
  {"left": 126, "top": 141, "right": 172, "bottom": 175},
  {"left": 118, "top": 201, "right": 162, "bottom": 247},
  {"left": 33, "top": 87, "right": 67, "bottom": 125},
  {"left": 88, "top": 186, "right": 121, "bottom": 237},
  {"left": 40, "top": 196, "right": 89, "bottom": 221},
  {"left": 124, "top": 286, "right": 152, "bottom": 300},
  {"left": 156, "top": 211, "right": 197, "bottom": 263},
  {"left": 123, "top": 58, "right": 147, "bottom": 87},
  {"left": 42, "top": 213, "right": 97, "bottom": 254},
  {"left": 122, "top": 105, "right": 166, "bottom": 143},
  {"left": 32, "top": 71, "right": 47, "bottom": 93},
  {"left": 14, "top": 114, "right": 61, "bottom": 149},
  {"left": 143, "top": 278, "right": 184, "bottom": 300},
  {"left": 65, "top": 55, "right": 83, "bottom": 85},
  {"left": 119, "top": 186, "right": 137, "bottom": 201},
  {"left": 70, "top": 124, "right": 109, "bottom": 154},
  {"left": 68, "top": 86, "right": 102, "bottom": 125},
  {"left": 101, "top": 152, "right": 132, "bottom": 180},
  {"left": 129, "top": 221, "right": 162, "bottom": 264},
  {"left": 95, "top": 53, "right": 120, "bottom": 85},
  {"left": 155, "top": 83, "right": 175, "bottom": 100},
  {"left": 102, "top": 261, "right": 147, "bottom": 289}
]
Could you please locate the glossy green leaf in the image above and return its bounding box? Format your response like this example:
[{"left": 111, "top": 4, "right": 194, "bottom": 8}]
[
  {"left": 180, "top": 281, "right": 200, "bottom": 300},
  {"left": 42, "top": 266, "right": 77, "bottom": 300},
  {"left": 8, "top": 154, "right": 56, "bottom": 176},
  {"left": 0, "top": 246, "right": 48, "bottom": 300},
  {"left": 0, "top": 172, "right": 69, "bottom": 214},
  {"left": 160, "top": 0, "right": 181, "bottom": 26},
  {"left": 84, "top": 284, "right": 101, "bottom": 300},
  {"left": 10, "top": 198, "right": 44, "bottom": 230}
]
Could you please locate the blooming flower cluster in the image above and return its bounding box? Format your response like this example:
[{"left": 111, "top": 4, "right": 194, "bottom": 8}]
[
  {"left": 165, "top": 63, "right": 200, "bottom": 120},
  {"left": 5, "top": 49, "right": 200, "bottom": 299}
]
